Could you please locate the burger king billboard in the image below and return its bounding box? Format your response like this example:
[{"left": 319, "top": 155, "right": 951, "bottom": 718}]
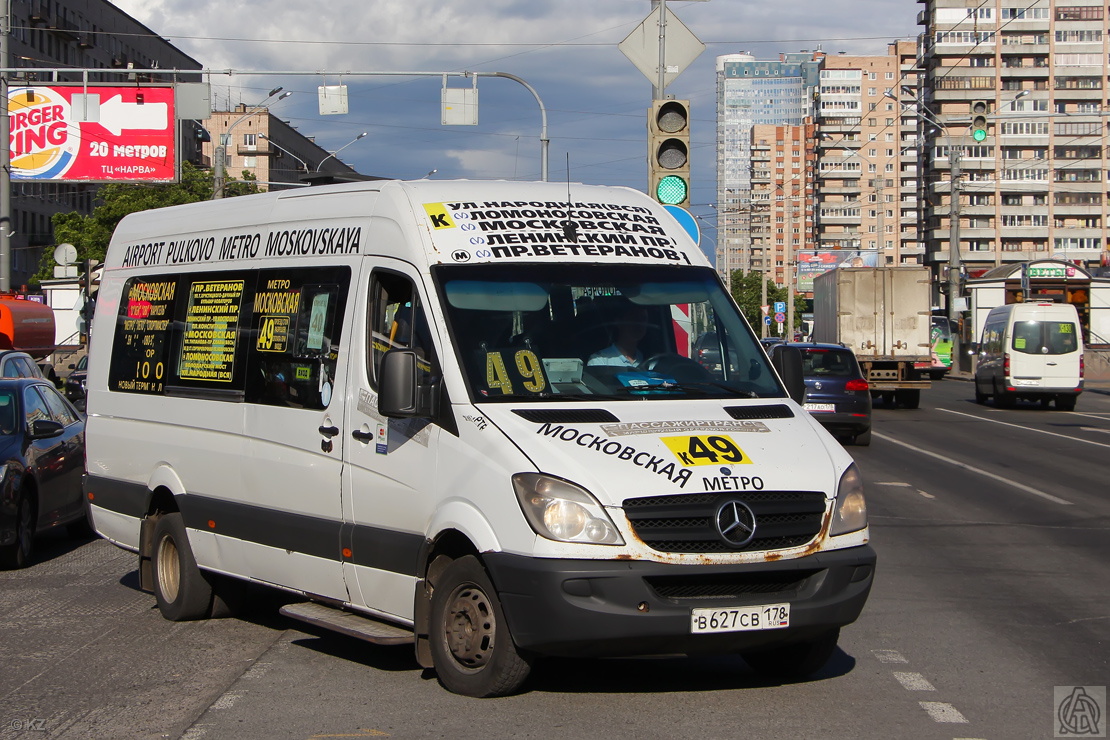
[{"left": 8, "top": 85, "right": 177, "bottom": 183}]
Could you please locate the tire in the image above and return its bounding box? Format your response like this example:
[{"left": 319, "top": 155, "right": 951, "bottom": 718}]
[
  {"left": 852, "top": 428, "right": 872, "bottom": 446},
  {"left": 994, "top": 380, "right": 1013, "bottom": 409},
  {"left": 880, "top": 392, "right": 895, "bottom": 408},
  {"left": 742, "top": 628, "right": 841, "bottom": 682},
  {"left": 974, "top": 383, "right": 987, "bottom": 405},
  {"left": 1056, "top": 395, "right": 1077, "bottom": 412},
  {"left": 0, "top": 490, "right": 35, "bottom": 569},
  {"left": 895, "top": 389, "right": 920, "bottom": 409},
  {"left": 151, "top": 512, "right": 214, "bottom": 621},
  {"left": 429, "top": 555, "right": 531, "bottom": 697}
]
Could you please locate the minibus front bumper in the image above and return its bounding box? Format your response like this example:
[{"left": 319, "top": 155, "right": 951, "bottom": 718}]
[{"left": 483, "top": 544, "right": 876, "bottom": 658}]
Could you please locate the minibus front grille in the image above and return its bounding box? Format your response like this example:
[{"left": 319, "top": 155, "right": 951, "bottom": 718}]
[
  {"left": 645, "top": 570, "right": 818, "bottom": 601},
  {"left": 723, "top": 404, "right": 795, "bottom": 420},
  {"left": 622, "top": 491, "right": 826, "bottom": 554}
]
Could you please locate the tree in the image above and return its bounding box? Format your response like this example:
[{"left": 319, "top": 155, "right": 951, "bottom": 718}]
[
  {"left": 33, "top": 163, "right": 260, "bottom": 284},
  {"left": 727, "top": 269, "right": 807, "bottom": 337}
]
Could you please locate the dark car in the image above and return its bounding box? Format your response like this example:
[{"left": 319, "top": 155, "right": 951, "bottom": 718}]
[
  {"left": 770, "top": 342, "right": 872, "bottom": 446},
  {"left": 0, "top": 378, "right": 88, "bottom": 569},
  {"left": 64, "top": 355, "right": 88, "bottom": 409}
]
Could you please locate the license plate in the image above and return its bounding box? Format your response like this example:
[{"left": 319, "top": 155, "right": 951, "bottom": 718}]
[
  {"left": 1013, "top": 378, "right": 1040, "bottom": 386},
  {"left": 804, "top": 403, "right": 835, "bottom": 412},
  {"left": 690, "top": 603, "right": 790, "bottom": 633}
]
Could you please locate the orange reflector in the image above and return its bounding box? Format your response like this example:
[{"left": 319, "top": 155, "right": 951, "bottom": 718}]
[
  {"left": 342, "top": 548, "right": 353, "bottom": 559},
  {"left": 207, "top": 520, "right": 216, "bottom": 529},
  {"left": 87, "top": 492, "right": 95, "bottom": 501}
]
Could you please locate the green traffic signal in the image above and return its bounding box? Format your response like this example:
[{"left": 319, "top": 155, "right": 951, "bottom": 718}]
[
  {"left": 656, "top": 175, "right": 688, "bottom": 205},
  {"left": 972, "top": 128, "right": 987, "bottom": 142}
]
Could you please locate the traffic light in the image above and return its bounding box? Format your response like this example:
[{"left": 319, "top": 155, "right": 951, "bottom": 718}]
[
  {"left": 970, "top": 100, "right": 989, "bottom": 142},
  {"left": 648, "top": 99, "right": 690, "bottom": 207}
]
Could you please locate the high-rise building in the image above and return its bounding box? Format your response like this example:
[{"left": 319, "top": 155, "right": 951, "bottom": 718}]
[
  {"left": 750, "top": 121, "right": 818, "bottom": 288},
  {"left": 918, "top": 0, "right": 1110, "bottom": 282},
  {"left": 815, "top": 42, "right": 923, "bottom": 268},
  {"left": 715, "top": 52, "right": 823, "bottom": 284}
]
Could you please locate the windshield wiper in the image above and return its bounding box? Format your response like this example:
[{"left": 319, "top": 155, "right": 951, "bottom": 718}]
[{"left": 625, "top": 381, "right": 759, "bottom": 397}]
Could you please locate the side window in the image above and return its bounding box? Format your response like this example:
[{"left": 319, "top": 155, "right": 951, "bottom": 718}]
[
  {"left": 14, "top": 357, "right": 35, "bottom": 378},
  {"left": 23, "top": 386, "right": 51, "bottom": 428},
  {"left": 39, "top": 385, "right": 78, "bottom": 426},
  {"left": 244, "top": 268, "right": 350, "bottom": 410},
  {"left": 110, "top": 267, "right": 350, "bottom": 408},
  {"left": 368, "top": 271, "right": 438, "bottom": 388}
]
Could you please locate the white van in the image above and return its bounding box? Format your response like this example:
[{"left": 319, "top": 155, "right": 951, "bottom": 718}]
[
  {"left": 974, "top": 301, "right": 1084, "bottom": 410},
  {"left": 85, "top": 180, "right": 874, "bottom": 696}
]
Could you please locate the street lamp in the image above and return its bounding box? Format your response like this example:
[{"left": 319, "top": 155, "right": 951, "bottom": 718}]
[
  {"left": 213, "top": 87, "right": 292, "bottom": 200},
  {"left": 258, "top": 133, "right": 309, "bottom": 172},
  {"left": 316, "top": 132, "right": 368, "bottom": 173}
]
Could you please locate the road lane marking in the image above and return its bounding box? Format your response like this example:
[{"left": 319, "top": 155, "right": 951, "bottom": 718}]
[
  {"left": 894, "top": 671, "right": 937, "bottom": 691},
  {"left": 939, "top": 408, "right": 1110, "bottom": 450},
  {"left": 873, "top": 431, "right": 1072, "bottom": 505},
  {"left": 920, "top": 702, "right": 969, "bottom": 723},
  {"left": 875, "top": 481, "right": 936, "bottom": 499},
  {"left": 872, "top": 649, "right": 908, "bottom": 664},
  {"left": 1081, "top": 426, "right": 1110, "bottom": 435}
]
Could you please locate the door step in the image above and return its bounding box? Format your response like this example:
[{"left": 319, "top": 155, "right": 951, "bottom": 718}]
[{"left": 280, "top": 602, "right": 414, "bottom": 645}]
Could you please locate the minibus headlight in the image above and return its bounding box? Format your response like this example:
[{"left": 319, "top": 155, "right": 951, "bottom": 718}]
[
  {"left": 831, "top": 464, "right": 867, "bottom": 536},
  {"left": 512, "top": 473, "right": 624, "bottom": 546}
]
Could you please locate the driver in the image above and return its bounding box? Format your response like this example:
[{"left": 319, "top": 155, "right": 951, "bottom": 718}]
[{"left": 588, "top": 303, "right": 649, "bottom": 368}]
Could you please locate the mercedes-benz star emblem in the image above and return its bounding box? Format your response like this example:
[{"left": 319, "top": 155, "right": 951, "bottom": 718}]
[{"left": 715, "top": 499, "right": 757, "bottom": 548}]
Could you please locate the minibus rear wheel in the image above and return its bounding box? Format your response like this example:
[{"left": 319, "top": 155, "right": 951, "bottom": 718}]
[
  {"left": 429, "top": 555, "right": 531, "bottom": 697},
  {"left": 151, "top": 512, "right": 213, "bottom": 621}
]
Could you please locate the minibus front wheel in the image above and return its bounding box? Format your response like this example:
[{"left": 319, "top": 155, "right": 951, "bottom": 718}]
[{"left": 429, "top": 555, "right": 532, "bottom": 697}]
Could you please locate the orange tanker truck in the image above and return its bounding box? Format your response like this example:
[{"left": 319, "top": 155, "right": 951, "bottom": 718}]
[{"left": 0, "top": 294, "right": 57, "bottom": 380}]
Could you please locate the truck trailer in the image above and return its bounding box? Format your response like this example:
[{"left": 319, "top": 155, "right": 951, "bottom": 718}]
[{"left": 812, "top": 266, "right": 932, "bottom": 408}]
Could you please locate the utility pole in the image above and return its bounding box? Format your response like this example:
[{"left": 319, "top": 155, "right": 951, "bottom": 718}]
[
  {"left": 947, "top": 147, "right": 963, "bottom": 369},
  {"left": 0, "top": 0, "right": 11, "bottom": 292}
]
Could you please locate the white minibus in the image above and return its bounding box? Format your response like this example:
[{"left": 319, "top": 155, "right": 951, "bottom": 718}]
[
  {"left": 85, "top": 179, "right": 875, "bottom": 696},
  {"left": 974, "top": 301, "right": 1084, "bottom": 410}
]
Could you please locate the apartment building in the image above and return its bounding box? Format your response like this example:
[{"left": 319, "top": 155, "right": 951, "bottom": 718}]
[
  {"left": 815, "top": 42, "right": 924, "bottom": 269},
  {"left": 918, "top": 0, "right": 1110, "bottom": 277},
  {"left": 749, "top": 122, "right": 818, "bottom": 288},
  {"left": 201, "top": 108, "right": 361, "bottom": 192}
]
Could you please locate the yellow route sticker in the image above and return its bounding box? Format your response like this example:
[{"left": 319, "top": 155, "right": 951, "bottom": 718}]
[
  {"left": 660, "top": 434, "right": 752, "bottom": 466},
  {"left": 423, "top": 203, "right": 455, "bottom": 229}
]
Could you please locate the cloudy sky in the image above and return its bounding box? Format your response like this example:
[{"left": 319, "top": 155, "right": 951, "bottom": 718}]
[{"left": 111, "top": 0, "right": 917, "bottom": 257}]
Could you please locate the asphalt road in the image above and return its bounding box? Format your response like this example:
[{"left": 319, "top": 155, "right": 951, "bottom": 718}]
[{"left": 1, "top": 379, "right": 1107, "bottom": 739}]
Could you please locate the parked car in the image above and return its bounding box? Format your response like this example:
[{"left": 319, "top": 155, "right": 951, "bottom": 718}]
[
  {"left": 0, "top": 350, "right": 47, "bottom": 381},
  {"left": 769, "top": 342, "right": 872, "bottom": 445},
  {"left": 692, "top": 331, "right": 738, "bottom": 373},
  {"left": 0, "top": 378, "right": 88, "bottom": 569},
  {"left": 64, "top": 355, "right": 88, "bottom": 409}
]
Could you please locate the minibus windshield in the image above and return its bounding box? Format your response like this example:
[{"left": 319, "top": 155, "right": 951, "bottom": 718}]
[{"left": 434, "top": 263, "right": 785, "bottom": 402}]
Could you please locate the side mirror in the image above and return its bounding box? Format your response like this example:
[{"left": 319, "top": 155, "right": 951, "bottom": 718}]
[
  {"left": 29, "top": 419, "right": 64, "bottom": 439},
  {"left": 378, "top": 349, "right": 439, "bottom": 419},
  {"left": 771, "top": 346, "right": 806, "bottom": 404}
]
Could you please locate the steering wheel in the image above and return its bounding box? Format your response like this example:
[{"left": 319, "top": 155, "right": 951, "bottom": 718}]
[{"left": 641, "top": 353, "right": 712, "bottom": 382}]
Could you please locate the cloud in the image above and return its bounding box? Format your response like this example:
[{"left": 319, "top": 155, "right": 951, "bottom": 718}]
[{"left": 108, "top": 0, "right": 917, "bottom": 248}]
